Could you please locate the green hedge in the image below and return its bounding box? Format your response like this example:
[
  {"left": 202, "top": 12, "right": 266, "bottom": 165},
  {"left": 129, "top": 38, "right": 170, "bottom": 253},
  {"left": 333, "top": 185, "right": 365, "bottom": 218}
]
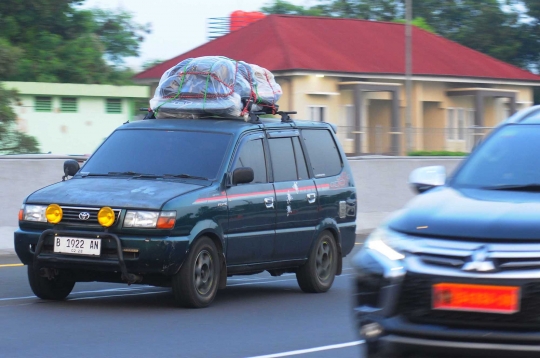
[{"left": 407, "top": 150, "right": 468, "bottom": 157}]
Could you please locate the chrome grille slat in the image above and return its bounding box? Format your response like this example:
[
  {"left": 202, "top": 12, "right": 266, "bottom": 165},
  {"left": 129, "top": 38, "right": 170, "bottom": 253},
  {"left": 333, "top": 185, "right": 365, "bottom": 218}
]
[
  {"left": 59, "top": 206, "right": 120, "bottom": 226},
  {"left": 407, "top": 236, "right": 540, "bottom": 271}
]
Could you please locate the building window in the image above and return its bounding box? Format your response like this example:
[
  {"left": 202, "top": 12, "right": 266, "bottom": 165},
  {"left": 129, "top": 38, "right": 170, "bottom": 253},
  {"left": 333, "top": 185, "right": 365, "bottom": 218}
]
[
  {"left": 447, "top": 108, "right": 455, "bottom": 140},
  {"left": 61, "top": 97, "right": 77, "bottom": 113},
  {"left": 35, "top": 97, "right": 52, "bottom": 112},
  {"left": 447, "top": 107, "right": 470, "bottom": 141},
  {"left": 344, "top": 105, "right": 354, "bottom": 139},
  {"left": 106, "top": 98, "right": 122, "bottom": 114},
  {"left": 308, "top": 106, "right": 326, "bottom": 122}
]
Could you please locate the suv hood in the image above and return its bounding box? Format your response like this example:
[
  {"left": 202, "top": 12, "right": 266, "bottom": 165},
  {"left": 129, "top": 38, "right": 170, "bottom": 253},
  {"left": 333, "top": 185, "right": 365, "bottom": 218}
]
[
  {"left": 389, "top": 187, "right": 540, "bottom": 240},
  {"left": 26, "top": 177, "right": 204, "bottom": 209}
]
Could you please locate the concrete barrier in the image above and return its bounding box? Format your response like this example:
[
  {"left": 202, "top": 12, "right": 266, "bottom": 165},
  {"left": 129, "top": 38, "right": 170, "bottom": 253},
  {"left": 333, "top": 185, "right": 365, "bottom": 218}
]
[{"left": 0, "top": 156, "right": 462, "bottom": 255}]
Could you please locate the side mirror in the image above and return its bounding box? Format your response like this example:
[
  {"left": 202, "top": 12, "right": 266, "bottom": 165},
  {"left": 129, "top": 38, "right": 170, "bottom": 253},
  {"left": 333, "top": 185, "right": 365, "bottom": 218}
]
[
  {"left": 232, "top": 167, "right": 254, "bottom": 185},
  {"left": 63, "top": 159, "right": 80, "bottom": 179},
  {"left": 409, "top": 166, "right": 446, "bottom": 194}
]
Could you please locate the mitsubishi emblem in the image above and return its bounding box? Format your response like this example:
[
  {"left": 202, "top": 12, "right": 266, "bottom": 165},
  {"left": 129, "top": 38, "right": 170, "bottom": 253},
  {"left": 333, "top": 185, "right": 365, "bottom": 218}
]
[
  {"left": 79, "top": 212, "right": 90, "bottom": 221},
  {"left": 462, "top": 245, "right": 496, "bottom": 272}
]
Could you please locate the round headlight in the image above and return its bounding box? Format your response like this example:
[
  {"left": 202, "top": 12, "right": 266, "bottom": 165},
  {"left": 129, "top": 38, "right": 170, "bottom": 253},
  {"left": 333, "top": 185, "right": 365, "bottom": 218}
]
[
  {"left": 98, "top": 207, "right": 115, "bottom": 227},
  {"left": 45, "top": 204, "right": 63, "bottom": 224}
]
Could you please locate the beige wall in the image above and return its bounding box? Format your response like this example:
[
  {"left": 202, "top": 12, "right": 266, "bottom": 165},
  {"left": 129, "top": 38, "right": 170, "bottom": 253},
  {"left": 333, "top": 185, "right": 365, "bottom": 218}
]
[{"left": 277, "top": 74, "right": 537, "bottom": 154}]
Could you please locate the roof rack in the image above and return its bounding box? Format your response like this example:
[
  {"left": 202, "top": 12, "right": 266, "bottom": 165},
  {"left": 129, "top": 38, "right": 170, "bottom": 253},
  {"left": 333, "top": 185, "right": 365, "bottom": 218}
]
[{"left": 277, "top": 111, "right": 297, "bottom": 123}]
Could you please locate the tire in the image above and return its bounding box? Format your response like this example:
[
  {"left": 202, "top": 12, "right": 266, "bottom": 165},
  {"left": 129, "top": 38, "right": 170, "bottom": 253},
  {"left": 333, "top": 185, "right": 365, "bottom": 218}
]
[
  {"left": 296, "top": 230, "right": 338, "bottom": 293},
  {"left": 27, "top": 265, "right": 75, "bottom": 300},
  {"left": 172, "top": 236, "right": 220, "bottom": 308}
]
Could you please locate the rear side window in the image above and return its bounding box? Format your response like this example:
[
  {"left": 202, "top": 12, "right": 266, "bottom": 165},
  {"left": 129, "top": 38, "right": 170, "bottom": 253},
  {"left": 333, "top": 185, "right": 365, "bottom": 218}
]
[
  {"left": 292, "top": 137, "right": 309, "bottom": 180},
  {"left": 234, "top": 139, "right": 267, "bottom": 183},
  {"left": 268, "top": 138, "right": 298, "bottom": 182},
  {"left": 302, "top": 129, "right": 342, "bottom": 178}
]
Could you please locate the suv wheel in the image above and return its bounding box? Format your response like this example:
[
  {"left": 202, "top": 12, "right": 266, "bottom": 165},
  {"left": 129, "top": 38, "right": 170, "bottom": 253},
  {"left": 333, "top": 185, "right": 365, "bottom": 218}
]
[
  {"left": 172, "top": 236, "right": 220, "bottom": 308},
  {"left": 296, "top": 230, "right": 337, "bottom": 293},
  {"left": 27, "top": 266, "right": 75, "bottom": 300}
]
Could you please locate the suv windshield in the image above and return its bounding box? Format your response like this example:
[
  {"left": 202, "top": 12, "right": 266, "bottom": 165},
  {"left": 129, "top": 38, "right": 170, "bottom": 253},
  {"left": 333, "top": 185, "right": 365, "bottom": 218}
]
[
  {"left": 81, "top": 129, "right": 231, "bottom": 180},
  {"left": 452, "top": 125, "right": 540, "bottom": 189}
]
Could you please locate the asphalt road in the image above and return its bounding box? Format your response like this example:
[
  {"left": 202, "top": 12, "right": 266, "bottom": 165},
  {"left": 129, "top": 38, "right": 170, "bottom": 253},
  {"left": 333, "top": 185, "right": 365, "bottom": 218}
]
[{"left": 0, "top": 237, "right": 366, "bottom": 358}]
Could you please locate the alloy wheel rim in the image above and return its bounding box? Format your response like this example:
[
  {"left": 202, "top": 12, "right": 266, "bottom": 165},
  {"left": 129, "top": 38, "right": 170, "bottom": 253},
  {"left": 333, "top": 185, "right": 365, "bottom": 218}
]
[
  {"left": 316, "top": 240, "right": 333, "bottom": 281},
  {"left": 194, "top": 250, "right": 214, "bottom": 295}
]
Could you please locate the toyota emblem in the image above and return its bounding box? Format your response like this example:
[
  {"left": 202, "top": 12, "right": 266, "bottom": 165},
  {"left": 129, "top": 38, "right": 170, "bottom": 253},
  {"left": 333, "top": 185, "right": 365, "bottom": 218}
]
[{"left": 79, "top": 212, "right": 90, "bottom": 220}]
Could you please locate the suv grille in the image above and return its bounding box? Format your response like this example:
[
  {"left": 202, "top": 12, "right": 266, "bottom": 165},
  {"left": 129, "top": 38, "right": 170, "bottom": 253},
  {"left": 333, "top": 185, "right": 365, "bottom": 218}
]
[
  {"left": 398, "top": 274, "right": 540, "bottom": 329},
  {"left": 60, "top": 206, "right": 121, "bottom": 226}
]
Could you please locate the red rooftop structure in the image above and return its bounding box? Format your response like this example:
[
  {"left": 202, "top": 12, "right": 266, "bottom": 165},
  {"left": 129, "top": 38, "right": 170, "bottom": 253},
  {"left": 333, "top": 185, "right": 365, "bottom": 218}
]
[{"left": 136, "top": 15, "right": 540, "bottom": 155}]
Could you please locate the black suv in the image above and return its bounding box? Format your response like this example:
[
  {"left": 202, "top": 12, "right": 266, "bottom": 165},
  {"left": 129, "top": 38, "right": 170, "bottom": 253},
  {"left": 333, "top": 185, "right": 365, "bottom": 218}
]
[
  {"left": 353, "top": 105, "right": 540, "bottom": 357},
  {"left": 15, "top": 113, "right": 357, "bottom": 308}
]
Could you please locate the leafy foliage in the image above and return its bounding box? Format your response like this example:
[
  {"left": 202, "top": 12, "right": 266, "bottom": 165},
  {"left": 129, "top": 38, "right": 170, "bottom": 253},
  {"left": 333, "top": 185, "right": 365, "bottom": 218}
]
[
  {"left": 0, "top": 0, "right": 150, "bottom": 84},
  {"left": 408, "top": 150, "right": 468, "bottom": 157},
  {"left": 0, "top": 83, "right": 39, "bottom": 154}
]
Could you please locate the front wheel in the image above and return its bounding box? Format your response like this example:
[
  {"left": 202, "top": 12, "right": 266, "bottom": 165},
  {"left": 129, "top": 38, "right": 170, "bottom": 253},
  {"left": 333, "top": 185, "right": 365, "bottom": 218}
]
[
  {"left": 27, "top": 265, "right": 75, "bottom": 300},
  {"left": 296, "top": 230, "right": 338, "bottom": 293},
  {"left": 172, "top": 236, "right": 220, "bottom": 308}
]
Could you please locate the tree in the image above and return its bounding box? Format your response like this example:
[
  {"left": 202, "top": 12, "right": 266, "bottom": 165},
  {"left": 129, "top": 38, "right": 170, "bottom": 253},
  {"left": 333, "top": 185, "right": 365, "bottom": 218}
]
[
  {"left": 261, "top": 0, "right": 323, "bottom": 16},
  {"left": 0, "top": 84, "right": 39, "bottom": 154},
  {"left": 0, "top": 0, "right": 150, "bottom": 85}
]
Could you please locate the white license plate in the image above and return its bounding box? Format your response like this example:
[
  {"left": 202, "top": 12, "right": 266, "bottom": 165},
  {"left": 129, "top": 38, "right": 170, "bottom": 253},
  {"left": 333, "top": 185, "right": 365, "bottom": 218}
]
[{"left": 53, "top": 236, "right": 101, "bottom": 256}]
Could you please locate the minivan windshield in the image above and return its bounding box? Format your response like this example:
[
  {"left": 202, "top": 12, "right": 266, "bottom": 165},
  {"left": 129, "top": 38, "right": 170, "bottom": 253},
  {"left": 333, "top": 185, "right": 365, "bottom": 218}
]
[
  {"left": 81, "top": 129, "right": 231, "bottom": 180},
  {"left": 452, "top": 125, "right": 540, "bottom": 190}
]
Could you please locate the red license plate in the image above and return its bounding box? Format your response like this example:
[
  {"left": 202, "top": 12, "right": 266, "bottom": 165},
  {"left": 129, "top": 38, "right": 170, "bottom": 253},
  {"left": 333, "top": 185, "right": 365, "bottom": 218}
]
[{"left": 432, "top": 283, "right": 520, "bottom": 314}]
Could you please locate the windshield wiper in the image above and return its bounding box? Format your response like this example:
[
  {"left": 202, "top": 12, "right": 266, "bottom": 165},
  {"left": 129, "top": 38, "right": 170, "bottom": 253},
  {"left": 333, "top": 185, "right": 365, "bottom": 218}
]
[
  {"left": 482, "top": 184, "right": 540, "bottom": 191},
  {"left": 163, "top": 173, "right": 209, "bottom": 180}
]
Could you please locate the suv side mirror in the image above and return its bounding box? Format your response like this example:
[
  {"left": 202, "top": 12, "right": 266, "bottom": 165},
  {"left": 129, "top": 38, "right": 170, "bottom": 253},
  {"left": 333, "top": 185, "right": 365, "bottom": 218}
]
[
  {"left": 409, "top": 166, "right": 446, "bottom": 194},
  {"left": 232, "top": 167, "right": 254, "bottom": 185},
  {"left": 63, "top": 159, "right": 80, "bottom": 178}
]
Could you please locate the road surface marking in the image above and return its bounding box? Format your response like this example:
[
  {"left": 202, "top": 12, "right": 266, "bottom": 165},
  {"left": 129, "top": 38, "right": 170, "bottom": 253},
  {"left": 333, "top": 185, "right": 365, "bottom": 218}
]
[
  {"left": 0, "top": 264, "right": 23, "bottom": 268},
  {"left": 68, "top": 290, "right": 169, "bottom": 301},
  {"left": 0, "top": 287, "right": 148, "bottom": 301},
  {"left": 228, "top": 274, "right": 352, "bottom": 287},
  {"left": 247, "top": 340, "right": 365, "bottom": 358}
]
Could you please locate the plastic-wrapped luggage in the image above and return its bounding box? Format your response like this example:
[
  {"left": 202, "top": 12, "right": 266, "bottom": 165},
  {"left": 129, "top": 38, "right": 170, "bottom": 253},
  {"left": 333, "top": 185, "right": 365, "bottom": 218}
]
[{"left": 150, "top": 56, "right": 282, "bottom": 119}]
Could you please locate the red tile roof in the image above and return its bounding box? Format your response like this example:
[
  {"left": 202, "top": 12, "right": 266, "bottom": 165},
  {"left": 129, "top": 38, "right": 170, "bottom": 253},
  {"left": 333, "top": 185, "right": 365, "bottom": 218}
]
[{"left": 135, "top": 15, "right": 540, "bottom": 82}]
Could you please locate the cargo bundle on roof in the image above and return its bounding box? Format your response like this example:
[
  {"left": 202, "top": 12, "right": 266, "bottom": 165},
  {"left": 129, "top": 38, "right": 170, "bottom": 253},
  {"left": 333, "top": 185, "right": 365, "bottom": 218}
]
[{"left": 150, "top": 56, "right": 282, "bottom": 119}]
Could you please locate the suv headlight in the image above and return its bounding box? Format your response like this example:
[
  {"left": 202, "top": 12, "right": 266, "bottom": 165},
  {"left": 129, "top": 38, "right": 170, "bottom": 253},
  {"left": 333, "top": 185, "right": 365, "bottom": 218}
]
[
  {"left": 20, "top": 205, "right": 47, "bottom": 222},
  {"left": 365, "top": 227, "right": 407, "bottom": 261},
  {"left": 123, "top": 210, "right": 176, "bottom": 229}
]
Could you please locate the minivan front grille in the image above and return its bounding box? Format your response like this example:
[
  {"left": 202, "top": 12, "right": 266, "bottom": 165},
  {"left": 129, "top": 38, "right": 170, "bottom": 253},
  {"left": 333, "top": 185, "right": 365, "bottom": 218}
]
[{"left": 60, "top": 206, "right": 121, "bottom": 226}]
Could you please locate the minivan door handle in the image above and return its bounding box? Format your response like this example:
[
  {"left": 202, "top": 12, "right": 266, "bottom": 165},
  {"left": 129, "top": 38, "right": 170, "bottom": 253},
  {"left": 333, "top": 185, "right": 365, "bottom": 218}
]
[
  {"left": 264, "top": 197, "right": 275, "bottom": 209},
  {"left": 307, "top": 193, "right": 317, "bottom": 204}
]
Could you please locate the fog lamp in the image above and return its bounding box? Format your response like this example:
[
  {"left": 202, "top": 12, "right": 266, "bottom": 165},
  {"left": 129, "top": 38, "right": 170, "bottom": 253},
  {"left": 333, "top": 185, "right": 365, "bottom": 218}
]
[
  {"left": 45, "top": 204, "right": 63, "bottom": 224},
  {"left": 360, "top": 322, "right": 383, "bottom": 339},
  {"left": 98, "top": 207, "right": 115, "bottom": 227}
]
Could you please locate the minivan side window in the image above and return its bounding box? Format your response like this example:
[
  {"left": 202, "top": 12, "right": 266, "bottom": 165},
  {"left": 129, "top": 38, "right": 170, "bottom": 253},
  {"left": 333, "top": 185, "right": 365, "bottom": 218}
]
[
  {"left": 234, "top": 139, "right": 267, "bottom": 183},
  {"left": 301, "top": 129, "right": 342, "bottom": 177},
  {"left": 292, "top": 137, "right": 309, "bottom": 180},
  {"left": 268, "top": 138, "right": 297, "bottom": 182}
]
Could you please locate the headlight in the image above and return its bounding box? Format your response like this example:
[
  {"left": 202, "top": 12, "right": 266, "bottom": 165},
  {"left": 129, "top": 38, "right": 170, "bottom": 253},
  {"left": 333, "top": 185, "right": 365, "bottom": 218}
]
[
  {"left": 365, "top": 227, "right": 407, "bottom": 261},
  {"left": 20, "top": 205, "right": 47, "bottom": 222},
  {"left": 123, "top": 210, "right": 176, "bottom": 229}
]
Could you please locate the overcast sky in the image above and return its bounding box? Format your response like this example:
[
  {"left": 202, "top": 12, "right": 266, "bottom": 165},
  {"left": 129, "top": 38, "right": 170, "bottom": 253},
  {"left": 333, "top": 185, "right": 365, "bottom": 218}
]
[{"left": 80, "top": 0, "right": 315, "bottom": 71}]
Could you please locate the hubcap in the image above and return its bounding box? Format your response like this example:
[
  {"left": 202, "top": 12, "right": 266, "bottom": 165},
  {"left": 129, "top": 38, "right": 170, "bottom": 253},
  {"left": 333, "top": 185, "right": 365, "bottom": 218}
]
[
  {"left": 316, "top": 240, "right": 333, "bottom": 281},
  {"left": 194, "top": 250, "right": 214, "bottom": 295}
]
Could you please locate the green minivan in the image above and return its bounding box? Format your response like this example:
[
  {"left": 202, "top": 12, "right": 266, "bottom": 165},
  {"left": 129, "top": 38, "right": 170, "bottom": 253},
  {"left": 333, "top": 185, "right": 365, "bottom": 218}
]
[{"left": 14, "top": 114, "right": 357, "bottom": 308}]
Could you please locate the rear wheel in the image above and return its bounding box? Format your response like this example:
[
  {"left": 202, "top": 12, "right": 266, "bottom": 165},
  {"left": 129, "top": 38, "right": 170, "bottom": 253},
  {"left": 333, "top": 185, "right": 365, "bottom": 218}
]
[
  {"left": 27, "top": 265, "right": 75, "bottom": 300},
  {"left": 172, "top": 236, "right": 220, "bottom": 308},
  {"left": 296, "top": 230, "right": 337, "bottom": 293}
]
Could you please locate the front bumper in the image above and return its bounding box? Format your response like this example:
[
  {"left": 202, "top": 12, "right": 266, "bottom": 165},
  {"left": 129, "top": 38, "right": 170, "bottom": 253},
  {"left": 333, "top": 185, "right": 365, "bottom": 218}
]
[
  {"left": 353, "top": 249, "right": 540, "bottom": 355},
  {"left": 14, "top": 228, "right": 190, "bottom": 278}
]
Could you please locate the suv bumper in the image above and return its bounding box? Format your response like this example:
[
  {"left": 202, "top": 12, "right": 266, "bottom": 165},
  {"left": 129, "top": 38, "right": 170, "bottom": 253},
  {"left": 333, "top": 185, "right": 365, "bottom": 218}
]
[
  {"left": 353, "top": 249, "right": 540, "bottom": 357},
  {"left": 15, "top": 228, "right": 190, "bottom": 278}
]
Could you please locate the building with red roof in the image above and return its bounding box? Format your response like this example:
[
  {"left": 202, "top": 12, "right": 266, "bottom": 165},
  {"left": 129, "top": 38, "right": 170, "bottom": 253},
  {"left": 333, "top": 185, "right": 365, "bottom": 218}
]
[{"left": 135, "top": 15, "right": 540, "bottom": 155}]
